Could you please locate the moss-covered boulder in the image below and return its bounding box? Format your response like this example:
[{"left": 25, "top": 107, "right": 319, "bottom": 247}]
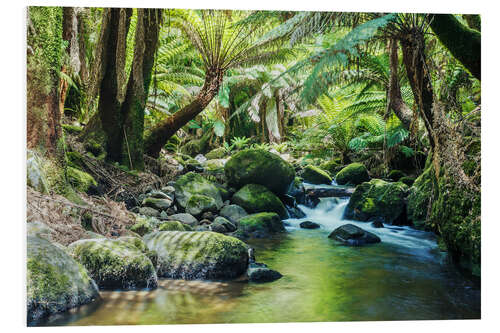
[
  {"left": 335, "top": 163, "right": 370, "bottom": 186},
  {"left": 158, "top": 221, "right": 193, "bottom": 232},
  {"left": 344, "top": 179, "right": 409, "bottom": 224},
  {"left": 407, "top": 166, "right": 436, "bottom": 230},
  {"left": 204, "top": 159, "right": 226, "bottom": 173},
  {"left": 27, "top": 236, "right": 99, "bottom": 323},
  {"left": 205, "top": 147, "right": 227, "bottom": 159},
  {"left": 211, "top": 216, "right": 237, "bottom": 233},
  {"left": 319, "top": 158, "right": 343, "bottom": 176},
  {"left": 186, "top": 194, "right": 218, "bottom": 217},
  {"left": 68, "top": 238, "right": 158, "bottom": 290},
  {"left": 174, "top": 172, "right": 223, "bottom": 210},
  {"left": 225, "top": 149, "right": 295, "bottom": 195},
  {"left": 237, "top": 212, "right": 285, "bottom": 238},
  {"left": 67, "top": 166, "right": 97, "bottom": 193},
  {"left": 301, "top": 165, "right": 333, "bottom": 185},
  {"left": 167, "top": 213, "right": 198, "bottom": 226},
  {"left": 144, "top": 231, "right": 249, "bottom": 280},
  {"left": 232, "top": 184, "right": 287, "bottom": 219},
  {"left": 180, "top": 134, "right": 210, "bottom": 157}
]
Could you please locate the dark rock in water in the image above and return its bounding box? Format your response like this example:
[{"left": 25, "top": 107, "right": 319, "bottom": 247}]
[
  {"left": 287, "top": 206, "right": 306, "bottom": 219},
  {"left": 224, "top": 148, "right": 295, "bottom": 195},
  {"left": 371, "top": 221, "right": 384, "bottom": 228},
  {"left": 247, "top": 262, "right": 282, "bottom": 283},
  {"left": 281, "top": 194, "right": 296, "bottom": 207},
  {"left": 27, "top": 236, "right": 99, "bottom": 323},
  {"left": 328, "top": 223, "right": 381, "bottom": 246},
  {"left": 300, "top": 221, "right": 320, "bottom": 229},
  {"left": 144, "top": 231, "right": 249, "bottom": 280},
  {"left": 287, "top": 178, "right": 306, "bottom": 205}
]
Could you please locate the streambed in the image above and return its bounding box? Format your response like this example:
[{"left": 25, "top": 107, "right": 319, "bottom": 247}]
[{"left": 36, "top": 196, "right": 480, "bottom": 326}]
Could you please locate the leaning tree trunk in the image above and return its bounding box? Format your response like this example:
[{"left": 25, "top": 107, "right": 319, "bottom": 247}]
[
  {"left": 428, "top": 14, "right": 480, "bottom": 80},
  {"left": 144, "top": 68, "right": 224, "bottom": 158},
  {"left": 387, "top": 39, "right": 413, "bottom": 129},
  {"left": 120, "top": 8, "right": 161, "bottom": 170}
]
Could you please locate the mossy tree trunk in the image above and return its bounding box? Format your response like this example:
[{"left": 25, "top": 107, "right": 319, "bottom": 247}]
[
  {"left": 82, "top": 8, "right": 161, "bottom": 169},
  {"left": 428, "top": 14, "right": 481, "bottom": 80},
  {"left": 120, "top": 9, "right": 162, "bottom": 170},
  {"left": 144, "top": 67, "right": 224, "bottom": 158},
  {"left": 27, "top": 6, "right": 64, "bottom": 155}
]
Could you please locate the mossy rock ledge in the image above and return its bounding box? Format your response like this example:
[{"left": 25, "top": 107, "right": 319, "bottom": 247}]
[
  {"left": 224, "top": 149, "right": 295, "bottom": 195},
  {"left": 68, "top": 237, "right": 158, "bottom": 290},
  {"left": 27, "top": 236, "right": 99, "bottom": 323},
  {"left": 232, "top": 184, "right": 287, "bottom": 219},
  {"left": 301, "top": 165, "right": 332, "bottom": 185},
  {"left": 174, "top": 172, "right": 223, "bottom": 210},
  {"left": 144, "top": 231, "right": 249, "bottom": 280},
  {"left": 344, "top": 179, "right": 409, "bottom": 224},
  {"left": 335, "top": 163, "right": 370, "bottom": 186}
]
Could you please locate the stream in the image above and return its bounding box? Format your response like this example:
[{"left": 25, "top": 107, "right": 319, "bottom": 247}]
[{"left": 36, "top": 188, "right": 480, "bottom": 326}]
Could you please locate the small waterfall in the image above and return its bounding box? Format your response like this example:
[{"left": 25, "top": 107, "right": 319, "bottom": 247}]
[{"left": 285, "top": 195, "right": 438, "bottom": 251}]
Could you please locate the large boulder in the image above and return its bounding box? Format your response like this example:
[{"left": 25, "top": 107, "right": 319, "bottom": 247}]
[
  {"left": 219, "top": 204, "right": 248, "bottom": 224},
  {"left": 407, "top": 166, "right": 436, "bottom": 230},
  {"left": 237, "top": 212, "right": 285, "bottom": 238},
  {"left": 27, "top": 150, "right": 48, "bottom": 193},
  {"left": 68, "top": 237, "right": 158, "bottom": 290},
  {"left": 224, "top": 149, "right": 295, "bottom": 195},
  {"left": 344, "top": 179, "right": 409, "bottom": 224},
  {"left": 144, "top": 231, "right": 249, "bottom": 280},
  {"left": 27, "top": 236, "right": 99, "bottom": 323},
  {"left": 232, "top": 184, "right": 287, "bottom": 219},
  {"left": 174, "top": 172, "right": 223, "bottom": 210},
  {"left": 301, "top": 165, "right": 332, "bottom": 185},
  {"left": 328, "top": 224, "right": 381, "bottom": 246},
  {"left": 335, "top": 163, "right": 370, "bottom": 185}
]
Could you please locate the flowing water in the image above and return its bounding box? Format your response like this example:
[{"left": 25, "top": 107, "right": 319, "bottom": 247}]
[{"left": 36, "top": 191, "right": 480, "bottom": 326}]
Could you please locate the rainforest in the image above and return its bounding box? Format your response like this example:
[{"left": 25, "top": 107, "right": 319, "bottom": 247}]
[{"left": 26, "top": 7, "right": 481, "bottom": 326}]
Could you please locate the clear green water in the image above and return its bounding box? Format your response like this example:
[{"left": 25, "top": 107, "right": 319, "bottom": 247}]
[{"left": 36, "top": 198, "right": 480, "bottom": 326}]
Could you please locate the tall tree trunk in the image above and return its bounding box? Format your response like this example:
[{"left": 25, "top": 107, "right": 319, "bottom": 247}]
[
  {"left": 144, "top": 68, "right": 224, "bottom": 158},
  {"left": 387, "top": 39, "right": 413, "bottom": 129},
  {"left": 400, "top": 30, "right": 435, "bottom": 148},
  {"left": 120, "top": 8, "right": 161, "bottom": 170},
  {"left": 428, "top": 14, "right": 481, "bottom": 80},
  {"left": 60, "top": 7, "right": 80, "bottom": 116},
  {"left": 27, "top": 7, "right": 64, "bottom": 155}
]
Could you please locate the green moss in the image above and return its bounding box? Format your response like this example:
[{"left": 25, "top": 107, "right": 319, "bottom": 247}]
[
  {"left": 174, "top": 172, "right": 223, "bottom": 209},
  {"left": 186, "top": 194, "right": 217, "bottom": 216},
  {"left": 238, "top": 212, "right": 284, "bottom": 235},
  {"left": 68, "top": 238, "right": 157, "bottom": 289},
  {"left": 159, "top": 221, "right": 193, "bottom": 231},
  {"left": 130, "top": 220, "right": 154, "bottom": 236},
  {"left": 345, "top": 179, "right": 409, "bottom": 223},
  {"left": 225, "top": 149, "right": 295, "bottom": 195},
  {"left": 388, "top": 170, "right": 405, "bottom": 181},
  {"left": 66, "top": 151, "right": 86, "bottom": 169},
  {"left": 232, "top": 184, "right": 287, "bottom": 219},
  {"left": 407, "top": 165, "right": 437, "bottom": 229},
  {"left": 84, "top": 139, "right": 104, "bottom": 158},
  {"left": 27, "top": 255, "right": 71, "bottom": 302},
  {"left": 81, "top": 212, "right": 93, "bottom": 231},
  {"left": 67, "top": 166, "right": 97, "bottom": 193},
  {"left": 319, "top": 158, "right": 343, "bottom": 175},
  {"left": 399, "top": 176, "right": 416, "bottom": 187},
  {"left": 205, "top": 147, "right": 227, "bottom": 159},
  {"left": 62, "top": 124, "right": 83, "bottom": 135},
  {"left": 301, "top": 165, "right": 332, "bottom": 185},
  {"left": 144, "top": 231, "right": 249, "bottom": 280},
  {"left": 335, "top": 163, "right": 370, "bottom": 185}
]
